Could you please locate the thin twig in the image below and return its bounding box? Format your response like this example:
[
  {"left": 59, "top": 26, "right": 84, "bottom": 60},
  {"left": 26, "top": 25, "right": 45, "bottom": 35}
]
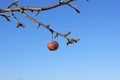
[
  {"left": 10, "top": 11, "right": 25, "bottom": 28},
  {"left": 0, "top": 13, "right": 10, "bottom": 21},
  {"left": 7, "top": 0, "right": 19, "bottom": 8},
  {"left": 67, "top": 3, "right": 80, "bottom": 13}
]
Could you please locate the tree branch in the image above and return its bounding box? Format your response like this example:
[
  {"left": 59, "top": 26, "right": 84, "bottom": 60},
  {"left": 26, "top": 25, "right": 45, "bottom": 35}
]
[
  {"left": 10, "top": 11, "right": 25, "bottom": 28},
  {"left": 21, "top": 10, "right": 80, "bottom": 45},
  {"left": 0, "top": 13, "right": 10, "bottom": 21},
  {"left": 7, "top": 0, "right": 19, "bottom": 8},
  {"left": 0, "top": 0, "right": 75, "bottom": 13},
  {"left": 0, "top": 0, "right": 81, "bottom": 45},
  {"left": 67, "top": 3, "right": 80, "bottom": 13}
]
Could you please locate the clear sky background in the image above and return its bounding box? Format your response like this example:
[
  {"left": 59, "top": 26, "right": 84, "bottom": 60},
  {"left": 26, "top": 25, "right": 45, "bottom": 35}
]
[{"left": 0, "top": 0, "right": 120, "bottom": 80}]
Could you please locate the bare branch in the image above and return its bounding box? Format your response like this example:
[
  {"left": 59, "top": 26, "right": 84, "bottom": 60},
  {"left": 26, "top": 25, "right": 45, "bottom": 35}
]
[
  {"left": 7, "top": 0, "right": 19, "bottom": 8},
  {"left": 52, "top": 30, "right": 80, "bottom": 45},
  {"left": 0, "top": 13, "right": 10, "bottom": 21},
  {"left": 0, "top": 0, "right": 81, "bottom": 45},
  {"left": 21, "top": 11, "right": 41, "bottom": 28},
  {"left": 67, "top": 3, "right": 80, "bottom": 13},
  {"left": 0, "top": 0, "right": 75, "bottom": 13},
  {"left": 10, "top": 11, "right": 25, "bottom": 28},
  {"left": 21, "top": 10, "right": 79, "bottom": 44},
  {"left": 20, "top": 10, "right": 51, "bottom": 29}
]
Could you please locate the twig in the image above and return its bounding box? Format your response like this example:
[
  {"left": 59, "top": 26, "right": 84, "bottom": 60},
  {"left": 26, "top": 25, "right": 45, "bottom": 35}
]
[
  {"left": 7, "top": 0, "right": 19, "bottom": 8},
  {"left": 10, "top": 11, "right": 25, "bottom": 28},
  {"left": 0, "top": 13, "right": 10, "bottom": 21},
  {"left": 67, "top": 3, "right": 80, "bottom": 13}
]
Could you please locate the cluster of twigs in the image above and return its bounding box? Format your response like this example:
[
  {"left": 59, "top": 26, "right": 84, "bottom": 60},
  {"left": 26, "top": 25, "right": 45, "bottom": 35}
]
[{"left": 0, "top": 0, "right": 87, "bottom": 45}]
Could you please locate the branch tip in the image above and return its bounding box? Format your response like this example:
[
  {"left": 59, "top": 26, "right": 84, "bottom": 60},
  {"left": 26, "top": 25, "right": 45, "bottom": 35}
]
[
  {"left": 67, "top": 3, "right": 80, "bottom": 13},
  {"left": 7, "top": 0, "right": 19, "bottom": 8},
  {"left": 67, "top": 38, "right": 80, "bottom": 45},
  {"left": 0, "top": 14, "right": 10, "bottom": 21},
  {"left": 16, "top": 22, "right": 25, "bottom": 28},
  {"left": 64, "top": 31, "right": 71, "bottom": 37}
]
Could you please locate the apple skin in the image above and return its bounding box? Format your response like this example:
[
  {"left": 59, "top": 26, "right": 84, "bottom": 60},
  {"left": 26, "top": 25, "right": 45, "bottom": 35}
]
[{"left": 47, "top": 41, "right": 59, "bottom": 51}]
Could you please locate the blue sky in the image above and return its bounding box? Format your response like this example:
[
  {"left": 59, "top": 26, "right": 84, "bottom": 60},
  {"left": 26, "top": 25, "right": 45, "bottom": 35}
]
[{"left": 0, "top": 0, "right": 120, "bottom": 80}]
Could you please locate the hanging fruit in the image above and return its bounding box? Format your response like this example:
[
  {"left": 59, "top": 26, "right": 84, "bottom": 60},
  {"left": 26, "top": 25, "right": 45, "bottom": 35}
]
[{"left": 47, "top": 41, "right": 59, "bottom": 51}]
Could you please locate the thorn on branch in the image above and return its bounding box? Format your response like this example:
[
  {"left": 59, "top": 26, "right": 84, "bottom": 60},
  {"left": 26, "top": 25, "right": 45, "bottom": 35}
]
[
  {"left": 67, "top": 3, "right": 80, "bottom": 13},
  {"left": 64, "top": 31, "right": 71, "bottom": 37},
  {"left": 35, "top": 11, "right": 40, "bottom": 16}
]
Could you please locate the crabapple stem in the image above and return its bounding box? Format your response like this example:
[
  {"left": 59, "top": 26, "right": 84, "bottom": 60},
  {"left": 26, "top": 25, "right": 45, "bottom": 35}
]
[{"left": 52, "top": 32, "right": 54, "bottom": 42}]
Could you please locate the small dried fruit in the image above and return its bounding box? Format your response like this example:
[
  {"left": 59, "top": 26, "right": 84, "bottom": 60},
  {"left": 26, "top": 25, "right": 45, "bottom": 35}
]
[{"left": 47, "top": 41, "right": 59, "bottom": 51}]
